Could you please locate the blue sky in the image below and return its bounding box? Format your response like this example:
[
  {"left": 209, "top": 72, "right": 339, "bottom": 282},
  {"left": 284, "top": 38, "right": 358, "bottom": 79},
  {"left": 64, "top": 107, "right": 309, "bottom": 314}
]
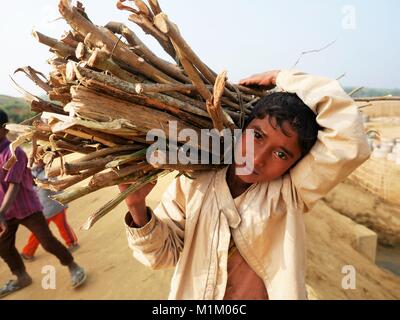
[{"left": 0, "top": 0, "right": 398, "bottom": 97}]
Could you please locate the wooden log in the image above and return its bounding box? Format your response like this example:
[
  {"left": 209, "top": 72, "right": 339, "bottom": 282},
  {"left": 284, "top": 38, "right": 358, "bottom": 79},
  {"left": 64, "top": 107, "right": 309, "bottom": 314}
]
[
  {"left": 50, "top": 137, "right": 98, "bottom": 155},
  {"left": 52, "top": 168, "right": 151, "bottom": 205},
  {"left": 81, "top": 78, "right": 212, "bottom": 129},
  {"left": 58, "top": 0, "right": 177, "bottom": 84},
  {"left": 64, "top": 84, "right": 195, "bottom": 134},
  {"left": 46, "top": 145, "right": 142, "bottom": 178},
  {"left": 127, "top": 12, "right": 176, "bottom": 59},
  {"left": 86, "top": 47, "right": 146, "bottom": 84},
  {"left": 153, "top": 14, "right": 261, "bottom": 102},
  {"left": 134, "top": 83, "right": 195, "bottom": 94},
  {"left": 105, "top": 21, "right": 188, "bottom": 83},
  {"left": 148, "top": 0, "right": 162, "bottom": 16},
  {"left": 32, "top": 31, "right": 76, "bottom": 59},
  {"left": 64, "top": 155, "right": 116, "bottom": 175},
  {"left": 154, "top": 13, "right": 215, "bottom": 85},
  {"left": 89, "top": 162, "right": 152, "bottom": 187},
  {"left": 207, "top": 71, "right": 236, "bottom": 131},
  {"left": 38, "top": 167, "right": 104, "bottom": 192},
  {"left": 71, "top": 63, "right": 212, "bottom": 123},
  {"left": 31, "top": 100, "right": 66, "bottom": 115},
  {"left": 60, "top": 31, "right": 80, "bottom": 47}
]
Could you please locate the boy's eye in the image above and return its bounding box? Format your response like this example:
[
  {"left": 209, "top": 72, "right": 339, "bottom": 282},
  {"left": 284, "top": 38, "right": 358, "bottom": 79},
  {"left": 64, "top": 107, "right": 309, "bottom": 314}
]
[
  {"left": 254, "top": 131, "right": 262, "bottom": 140},
  {"left": 274, "top": 151, "right": 288, "bottom": 160}
]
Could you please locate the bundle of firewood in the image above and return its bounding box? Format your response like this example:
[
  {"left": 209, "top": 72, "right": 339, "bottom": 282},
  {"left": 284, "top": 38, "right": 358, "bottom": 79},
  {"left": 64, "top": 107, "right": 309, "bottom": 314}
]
[{"left": 6, "top": 0, "right": 266, "bottom": 229}]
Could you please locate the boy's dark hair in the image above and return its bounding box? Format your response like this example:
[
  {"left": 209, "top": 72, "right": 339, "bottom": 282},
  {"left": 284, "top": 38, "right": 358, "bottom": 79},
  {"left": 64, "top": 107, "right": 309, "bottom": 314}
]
[
  {"left": 0, "top": 109, "right": 9, "bottom": 128},
  {"left": 244, "top": 92, "right": 320, "bottom": 156}
]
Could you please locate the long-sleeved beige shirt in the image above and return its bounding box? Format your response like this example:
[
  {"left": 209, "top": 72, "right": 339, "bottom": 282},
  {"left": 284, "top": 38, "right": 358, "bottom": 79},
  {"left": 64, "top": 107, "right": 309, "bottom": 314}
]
[{"left": 124, "top": 70, "right": 371, "bottom": 300}]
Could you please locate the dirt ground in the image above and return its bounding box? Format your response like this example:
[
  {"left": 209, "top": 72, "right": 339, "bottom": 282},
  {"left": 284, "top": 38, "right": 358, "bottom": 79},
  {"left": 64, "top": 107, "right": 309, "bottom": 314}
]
[
  {"left": 1, "top": 171, "right": 400, "bottom": 300},
  {"left": 0, "top": 173, "right": 177, "bottom": 300}
]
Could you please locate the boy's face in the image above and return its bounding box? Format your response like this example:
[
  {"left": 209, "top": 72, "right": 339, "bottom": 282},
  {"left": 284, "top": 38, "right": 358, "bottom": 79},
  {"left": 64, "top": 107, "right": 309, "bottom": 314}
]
[{"left": 234, "top": 116, "right": 302, "bottom": 184}]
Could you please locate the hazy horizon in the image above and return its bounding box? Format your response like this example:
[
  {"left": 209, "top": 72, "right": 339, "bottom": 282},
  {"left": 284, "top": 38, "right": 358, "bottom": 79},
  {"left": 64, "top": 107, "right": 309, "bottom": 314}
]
[{"left": 0, "top": 0, "right": 399, "bottom": 98}]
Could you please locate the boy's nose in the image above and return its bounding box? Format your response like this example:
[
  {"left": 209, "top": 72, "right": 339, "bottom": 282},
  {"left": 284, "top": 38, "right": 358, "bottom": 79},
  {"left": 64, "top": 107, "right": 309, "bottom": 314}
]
[{"left": 253, "top": 151, "right": 266, "bottom": 169}]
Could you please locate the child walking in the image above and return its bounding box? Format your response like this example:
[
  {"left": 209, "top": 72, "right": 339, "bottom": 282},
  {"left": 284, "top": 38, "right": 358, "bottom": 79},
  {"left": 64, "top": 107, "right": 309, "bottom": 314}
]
[
  {"left": 119, "top": 70, "right": 371, "bottom": 300},
  {"left": 0, "top": 110, "right": 86, "bottom": 298},
  {"left": 21, "top": 160, "right": 79, "bottom": 260}
]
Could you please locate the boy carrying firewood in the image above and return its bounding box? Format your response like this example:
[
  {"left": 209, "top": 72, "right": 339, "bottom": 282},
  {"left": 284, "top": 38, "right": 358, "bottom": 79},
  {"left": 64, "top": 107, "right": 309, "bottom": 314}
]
[{"left": 118, "top": 69, "right": 371, "bottom": 300}]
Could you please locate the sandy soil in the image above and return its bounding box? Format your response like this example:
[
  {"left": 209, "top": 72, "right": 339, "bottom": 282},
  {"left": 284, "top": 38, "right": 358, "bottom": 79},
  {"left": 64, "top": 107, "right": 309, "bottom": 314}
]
[
  {"left": 1, "top": 172, "right": 399, "bottom": 300},
  {"left": 0, "top": 173, "right": 177, "bottom": 300}
]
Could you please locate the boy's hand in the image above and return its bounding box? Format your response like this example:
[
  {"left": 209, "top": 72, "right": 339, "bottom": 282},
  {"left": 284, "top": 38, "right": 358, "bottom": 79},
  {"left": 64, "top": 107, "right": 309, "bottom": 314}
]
[
  {"left": 119, "top": 181, "right": 157, "bottom": 228},
  {"left": 118, "top": 182, "right": 157, "bottom": 208},
  {"left": 239, "top": 70, "right": 281, "bottom": 90}
]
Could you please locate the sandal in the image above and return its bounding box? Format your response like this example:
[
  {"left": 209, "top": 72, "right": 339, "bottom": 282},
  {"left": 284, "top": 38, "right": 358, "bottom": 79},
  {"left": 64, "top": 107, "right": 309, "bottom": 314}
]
[
  {"left": 0, "top": 279, "right": 32, "bottom": 299},
  {"left": 70, "top": 266, "right": 87, "bottom": 288}
]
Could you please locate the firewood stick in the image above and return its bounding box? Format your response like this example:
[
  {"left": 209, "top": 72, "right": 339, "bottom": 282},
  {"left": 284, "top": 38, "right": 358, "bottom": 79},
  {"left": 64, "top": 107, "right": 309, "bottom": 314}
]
[
  {"left": 58, "top": 0, "right": 177, "bottom": 84},
  {"left": 127, "top": 12, "right": 176, "bottom": 60},
  {"left": 152, "top": 16, "right": 245, "bottom": 108},
  {"left": 132, "top": 0, "right": 154, "bottom": 18},
  {"left": 105, "top": 21, "right": 188, "bottom": 83},
  {"left": 154, "top": 13, "right": 215, "bottom": 85},
  {"left": 32, "top": 31, "right": 76, "bottom": 59},
  {"left": 86, "top": 47, "right": 146, "bottom": 84},
  {"left": 72, "top": 63, "right": 212, "bottom": 121},
  {"left": 225, "top": 109, "right": 241, "bottom": 123},
  {"left": 31, "top": 100, "right": 66, "bottom": 115},
  {"left": 152, "top": 14, "right": 258, "bottom": 103},
  {"left": 152, "top": 163, "right": 223, "bottom": 172},
  {"left": 73, "top": 145, "right": 143, "bottom": 163},
  {"left": 81, "top": 169, "right": 167, "bottom": 230},
  {"left": 64, "top": 155, "right": 116, "bottom": 176},
  {"left": 48, "top": 92, "right": 71, "bottom": 105},
  {"left": 52, "top": 168, "right": 152, "bottom": 205},
  {"left": 82, "top": 54, "right": 210, "bottom": 116},
  {"left": 209, "top": 71, "right": 236, "bottom": 130},
  {"left": 51, "top": 138, "right": 98, "bottom": 155},
  {"left": 47, "top": 144, "right": 143, "bottom": 178},
  {"left": 60, "top": 31, "right": 80, "bottom": 47},
  {"left": 134, "top": 83, "right": 196, "bottom": 94},
  {"left": 148, "top": 0, "right": 163, "bottom": 16},
  {"left": 172, "top": 43, "right": 211, "bottom": 101},
  {"left": 61, "top": 127, "right": 118, "bottom": 148},
  {"left": 81, "top": 78, "right": 212, "bottom": 129},
  {"left": 38, "top": 167, "right": 104, "bottom": 192},
  {"left": 89, "top": 162, "right": 152, "bottom": 187}
]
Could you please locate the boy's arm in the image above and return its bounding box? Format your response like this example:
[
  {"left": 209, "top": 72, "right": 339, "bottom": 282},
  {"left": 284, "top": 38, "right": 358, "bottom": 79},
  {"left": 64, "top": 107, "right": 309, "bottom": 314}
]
[
  {"left": 0, "top": 147, "right": 27, "bottom": 235},
  {"left": 276, "top": 70, "right": 371, "bottom": 212},
  {"left": 124, "top": 175, "right": 187, "bottom": 270}
]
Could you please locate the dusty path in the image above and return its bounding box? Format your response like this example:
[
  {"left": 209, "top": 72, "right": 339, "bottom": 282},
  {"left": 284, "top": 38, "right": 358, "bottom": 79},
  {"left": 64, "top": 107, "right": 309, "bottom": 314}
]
[{"left": 0, "top": 173, "right": 177, "bottom": 300}]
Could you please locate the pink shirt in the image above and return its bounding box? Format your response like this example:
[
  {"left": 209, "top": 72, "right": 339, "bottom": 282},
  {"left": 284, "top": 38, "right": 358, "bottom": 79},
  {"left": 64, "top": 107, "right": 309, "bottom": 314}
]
[{"left": 0, "top": 138, "right": 43, "bottom": 221}]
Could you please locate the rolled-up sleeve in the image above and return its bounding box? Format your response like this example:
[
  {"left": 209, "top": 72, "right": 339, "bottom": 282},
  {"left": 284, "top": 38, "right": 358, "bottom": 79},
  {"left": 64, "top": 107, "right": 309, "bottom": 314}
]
[
  {"left": 276, "top": 70, "right": 372, "bottom": 212},
  {"left": 124, "top": 175, "right": 187, "bottom": 270}
]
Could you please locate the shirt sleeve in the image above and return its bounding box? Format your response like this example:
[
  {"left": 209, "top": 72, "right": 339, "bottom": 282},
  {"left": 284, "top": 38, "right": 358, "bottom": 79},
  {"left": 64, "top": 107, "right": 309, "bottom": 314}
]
[
  {"left": 124, "top": 174, "right": 187, "bottom": 270},
  {"left": 4, "top": 147, "right": 28, "bottom": 184},
  {"left": 276, "top": 69, "right": 372, "bottom": 212}
]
